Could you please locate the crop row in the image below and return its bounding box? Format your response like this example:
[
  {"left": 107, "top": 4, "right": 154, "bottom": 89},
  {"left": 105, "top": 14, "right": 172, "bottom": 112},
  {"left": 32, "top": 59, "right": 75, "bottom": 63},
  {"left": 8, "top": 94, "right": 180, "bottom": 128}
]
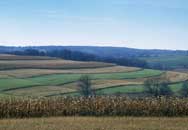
[
  {"left": 0, "top": 69, "right": 162, "bottom": 91},
  {"left": 1, "top": 97, "right": 188, "bottom": 118}
]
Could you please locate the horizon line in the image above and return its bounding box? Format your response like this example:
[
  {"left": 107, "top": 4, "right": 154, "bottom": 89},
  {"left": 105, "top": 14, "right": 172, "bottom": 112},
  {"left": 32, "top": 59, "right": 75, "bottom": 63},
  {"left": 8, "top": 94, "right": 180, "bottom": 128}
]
[{"left": 0, "top": 44, "right": 187, "bottom": 51}]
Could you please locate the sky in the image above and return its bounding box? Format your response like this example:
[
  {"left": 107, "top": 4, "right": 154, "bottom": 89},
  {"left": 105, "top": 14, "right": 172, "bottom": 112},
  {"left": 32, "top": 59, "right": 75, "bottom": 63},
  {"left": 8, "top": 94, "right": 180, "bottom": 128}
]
[{"left": 0, "top": 0, "right": 188, "bottom": 50}]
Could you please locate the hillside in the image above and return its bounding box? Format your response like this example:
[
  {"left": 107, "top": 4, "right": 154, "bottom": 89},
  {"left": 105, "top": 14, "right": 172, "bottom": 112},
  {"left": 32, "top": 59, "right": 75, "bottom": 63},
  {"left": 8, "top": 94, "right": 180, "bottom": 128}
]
[
  {"left": 0, "top": 54, "right": 187, "bottom": 98},
  {"left": 1, "top": 46, "right": 186, "bottom": 58},
  {"left": 0, "top": 54, "right": 57, "bottom": 60},
  {"left": 1, "top": 46, "right": 188, "bottom": 70}
]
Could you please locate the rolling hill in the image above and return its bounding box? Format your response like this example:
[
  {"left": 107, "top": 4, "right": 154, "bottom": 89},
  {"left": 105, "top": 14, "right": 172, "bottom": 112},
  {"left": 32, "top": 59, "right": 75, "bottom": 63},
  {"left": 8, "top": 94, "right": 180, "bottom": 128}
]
[
  {"left": 1, "top": 45, "right": 188, "bottom": 70},
  {"left": 0, "top": 54, "right": 187, "bottom": 98}
]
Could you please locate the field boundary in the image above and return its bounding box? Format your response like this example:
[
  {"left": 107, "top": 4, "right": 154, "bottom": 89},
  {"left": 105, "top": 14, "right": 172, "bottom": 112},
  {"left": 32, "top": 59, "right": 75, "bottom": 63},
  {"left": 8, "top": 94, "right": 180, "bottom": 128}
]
[
  {"left": 20, "top": 68, "right": 144, "bottom": 79},
  {"left": 0, "top": 70, "right": 164, "bottom": 94},
  {"left": 0, "top": 64, "right": 116, "bottom": 71},
  {"left": 46, "top": 79, "right": 188, "bottom": 97},
  {"left": 24, "top": 69, "right": 162, "bottom": 80},
  {"left": 45, "top": 84, "right": 143, "bottom": 97}
]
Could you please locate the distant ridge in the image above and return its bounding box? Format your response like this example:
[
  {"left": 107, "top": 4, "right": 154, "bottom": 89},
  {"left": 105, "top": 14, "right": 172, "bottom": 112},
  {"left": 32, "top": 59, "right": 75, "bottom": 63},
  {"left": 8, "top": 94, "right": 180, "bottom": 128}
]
[{"left": 0, "top": 45, "right": 187, "bottom": 58}]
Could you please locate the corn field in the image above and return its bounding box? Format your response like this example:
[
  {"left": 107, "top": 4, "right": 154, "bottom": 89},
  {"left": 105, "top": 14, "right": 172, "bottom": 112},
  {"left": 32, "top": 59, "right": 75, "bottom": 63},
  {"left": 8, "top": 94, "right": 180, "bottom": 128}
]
[{"left": 1, "top": 96, "right": 188, "bottom": 118}]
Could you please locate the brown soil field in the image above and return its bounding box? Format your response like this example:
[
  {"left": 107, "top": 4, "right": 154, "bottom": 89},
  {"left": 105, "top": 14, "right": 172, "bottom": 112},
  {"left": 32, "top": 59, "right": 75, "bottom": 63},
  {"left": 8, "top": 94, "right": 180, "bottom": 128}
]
[
  {"left": 91, "top": 79, "right": 143, "bottom": 89},
  {"left": 0, "top": 66, "right": 140, "bottom": 78},
  {"left": 174, "top": 69, "right": 188, "bottom": 73},
  {"left": 0, "top": 54, "right": 56, "bottom": 60},
  {"left": 44, "top": 79, "right": 143, "bottom": 91},
  {"left": 2, "top": 79, "right": 144, "bottom": 97},
  {"left": 0, "top": 117, "right": 188, "bottom": 130},
  {"left": 163, "top": 71, "right": 188, "bottom": 82},
  {"left": 4, "top": 86, "right": 76, "bottom": 97},
  {"left": 0, "top": 60, "right": 115, "bottom": 70},
  {"left": 3, "top": 71, "right": 188, "bottom": 98}
]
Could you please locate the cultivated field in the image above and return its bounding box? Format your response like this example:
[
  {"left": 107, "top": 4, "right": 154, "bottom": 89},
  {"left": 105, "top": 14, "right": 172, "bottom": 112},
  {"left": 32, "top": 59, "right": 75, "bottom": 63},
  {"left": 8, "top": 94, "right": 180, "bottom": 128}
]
[
  {"left": 141, "top": 55, "right": 188, "bottom": 70},
  {"left": 0, "top": 54, "right": 187, "bottom": 97},
  {"left": 0, "top": 54, "right": 56, "bottom": 60},
  {"left": 1, "top": 54, "right": 188, "bottom": 130},
  {"left": 0, "top": 66, "right": 141, "bottom": 78},
  {"left": 1, "top": 117, "right": 188, "bottom": 130},
  {"left": 1, "top": 97, "right": 188, "bottom": 118},
  {"left": 0, "top": 60, "right": 115, "bottom": 70},
  {"left": 0, "top": 69, "right": 163, "bottom": 97}
]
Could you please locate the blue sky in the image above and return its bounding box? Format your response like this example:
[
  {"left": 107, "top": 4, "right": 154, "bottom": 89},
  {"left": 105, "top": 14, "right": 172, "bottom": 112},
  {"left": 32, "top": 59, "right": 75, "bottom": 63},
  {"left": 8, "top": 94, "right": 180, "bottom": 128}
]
[{"left": 0, "top": 0, "right": 188, "bottom": 50}]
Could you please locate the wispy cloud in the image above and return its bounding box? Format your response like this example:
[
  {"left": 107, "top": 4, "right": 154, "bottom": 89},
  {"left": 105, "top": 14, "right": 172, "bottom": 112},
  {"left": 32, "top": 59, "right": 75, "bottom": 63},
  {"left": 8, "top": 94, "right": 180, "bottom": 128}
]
[
  {"left": 36, "top": 9, "right": 115, "bottom": 25},
  {"left": 36, "top": 9, "right": 63, "bottom": 18}
]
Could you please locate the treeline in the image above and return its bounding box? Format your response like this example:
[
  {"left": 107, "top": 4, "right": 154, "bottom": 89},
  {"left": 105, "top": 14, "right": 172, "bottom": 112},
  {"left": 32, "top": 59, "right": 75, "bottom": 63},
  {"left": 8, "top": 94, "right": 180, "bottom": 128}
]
[
  {"left": 78, "top": 75, "right": 188, "bottom": 98},
  {"left": 9, "top": 49, "right": 148, "bottom": 68}
]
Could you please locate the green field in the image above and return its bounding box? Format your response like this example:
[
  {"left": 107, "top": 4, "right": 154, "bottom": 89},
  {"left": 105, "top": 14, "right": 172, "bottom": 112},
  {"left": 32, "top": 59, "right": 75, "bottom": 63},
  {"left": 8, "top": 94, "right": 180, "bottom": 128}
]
[
  {"left": 141, "top": 55, "right": 188, "bottom": 69},
  {"left": 96, "top": 83, "right": 184, "bottom": 95},
  {"left": 27, "top": 69, "right": 162, "bottom": 85},
  {"left": 97, "top": 85, "right": 144, "bottom": 95},
  {"left": 0, "top": 54, "right": 187, "bottom": 98},
  {"left": 60, "top": 83, "right": 185, "bottom": 97},
  {"left": 0, "top": 69, "right": 163, "bottom": 97}
]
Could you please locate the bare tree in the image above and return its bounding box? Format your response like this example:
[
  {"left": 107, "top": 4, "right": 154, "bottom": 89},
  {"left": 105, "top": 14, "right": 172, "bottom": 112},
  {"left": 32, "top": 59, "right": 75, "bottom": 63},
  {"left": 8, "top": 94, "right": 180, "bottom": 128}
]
[
  {"left": 144, "top": 77, "right": 172, "bottom": 97},
  {"left": 78, "top": 75, "right": 94, "bottom": 97},
  {"left": 180, "top": 81, "right": 188, "bottom": 97}
]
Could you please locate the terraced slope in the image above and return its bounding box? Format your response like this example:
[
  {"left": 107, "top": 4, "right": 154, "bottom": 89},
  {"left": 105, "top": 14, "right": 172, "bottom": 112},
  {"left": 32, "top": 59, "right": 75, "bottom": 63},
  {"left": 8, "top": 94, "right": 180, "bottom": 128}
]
[
  {"left": 0, "top": 60, "right": 115, "bottom": 70},
  {"left": 0, "top": 54, "right": 56, "bottom": 60},
  {"left": 1, "top": 71, "right": 187, "bottom": 97},
  {"left": 0, "top": 69, "right": 160, "bottom": 89},
  {"left": 0, "top": 66, "right": 141, "bottom": 78},
  {"left": 0, "top": 54, "right": 187, "bottom": 98}
]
